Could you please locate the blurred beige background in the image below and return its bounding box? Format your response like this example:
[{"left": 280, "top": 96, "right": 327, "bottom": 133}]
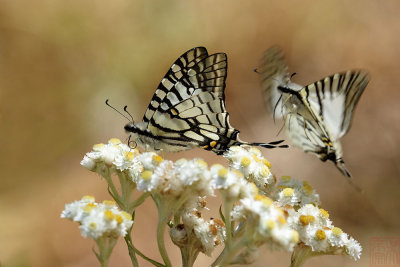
[{"left": 1, "top": 0, "right": 399, "bottom": 266}]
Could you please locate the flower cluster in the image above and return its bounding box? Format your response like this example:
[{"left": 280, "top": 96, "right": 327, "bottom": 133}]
[
  {"left": 61, "top": 195, "right": 133, "bottom": 239},
  {"left": 64, "top": 140, "right": 362, "bottom": 267},
  {"left": 224, "top": 146, "right": 275, "bottom": 192},
  {"left": 171, "top": 198, "right": 226, "bottom": 257},
  {"left": 231, "top": 191, "right": 299, "bottom": 251},
  {"left": 288, "top": 204, "right": 362, "bottom": 260}
]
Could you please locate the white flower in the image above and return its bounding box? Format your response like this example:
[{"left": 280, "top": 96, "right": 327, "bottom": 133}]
[
  {"left": 224, "top": 146, "right": 275, "bottom": 191},
  {"left": 288, "top": 204, "right": 362, "bottom": 260},
  {"left": 232, "top": 194, "right": 299, "bottom": 251},
  {"left": 80, "top": 138, "right": 142, "bottom": 174},
  {"left": 275, "top": 176, "right": 320, "bottom": 207},
  {"left": 61, "top": 196, "right": 133, "bottom": 240},
  {"left": 345, "top": 236, "right": 362, "bottom": 260}
]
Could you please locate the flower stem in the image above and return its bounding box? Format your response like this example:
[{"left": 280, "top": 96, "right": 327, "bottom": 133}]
[
  {"left": 124, "top": 231, "right": 139, "bottom": 267},
  {"left": 129, "top": 192, "right": 150, "bottom": 211},
  {"left": 291, "top": 244, "right": 313, "bottom": 267},
  {"left": 94, "top": 236, "right": 118, "bottom": 267},
  {"left": 157, "top": 215, "right": 172, "bottom": 267}
]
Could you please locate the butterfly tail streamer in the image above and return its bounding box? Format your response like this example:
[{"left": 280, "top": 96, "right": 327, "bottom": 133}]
[
  {"left": 335, "top": 160, "right": 363, "bottom": 193},
  {"left": 233, "top": 139, "right": 289, "bottom": 149}
]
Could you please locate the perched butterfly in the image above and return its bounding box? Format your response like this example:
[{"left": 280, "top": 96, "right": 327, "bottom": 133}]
[
  {"left": 120, "top": 47, "right": 287, "bottom": 155},
  {"left": 260, "top": 47, "right": 370, "bottom": 177}
]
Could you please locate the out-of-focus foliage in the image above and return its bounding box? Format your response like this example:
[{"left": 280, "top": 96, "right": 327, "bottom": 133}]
[{"left": 1, "top": 0, "right": 399, "bottom": 266}]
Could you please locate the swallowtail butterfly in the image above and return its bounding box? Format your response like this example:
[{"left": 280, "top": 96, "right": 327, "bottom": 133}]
[
  {"left": 123, "top": 47, "right": 288, "bottom": 155},
  {"left": 260, "top": 47, "right": 370, "bottom": 177}
]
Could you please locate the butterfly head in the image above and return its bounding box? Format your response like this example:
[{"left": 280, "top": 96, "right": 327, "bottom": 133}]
[{"left": 124, "top": 122, "right": 137, "bottom": 133}]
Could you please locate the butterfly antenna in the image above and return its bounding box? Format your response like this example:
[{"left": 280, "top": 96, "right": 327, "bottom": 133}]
[
  {"left": 290, "top": 72, "right": 297, "bottom": 79},
  {"left": 123, "top": 105, "right": 134, "bottom": 123},
  {"left": 105, "top": 99, "right": 131, "bottom": 122}
]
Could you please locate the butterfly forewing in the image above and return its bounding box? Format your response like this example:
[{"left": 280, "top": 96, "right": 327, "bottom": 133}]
[{"left": 301, "top": 71, "right": 370, "bottom": 139}]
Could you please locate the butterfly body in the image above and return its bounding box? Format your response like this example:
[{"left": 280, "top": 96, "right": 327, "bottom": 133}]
[
  {"left": 261, "top": 47, "right": 369, "bottom": 177},
  {"left": 124, "top": 47, "right": 287, "bottom": 155}
]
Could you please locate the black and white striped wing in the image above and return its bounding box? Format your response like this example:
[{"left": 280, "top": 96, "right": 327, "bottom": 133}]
[
  {"left": 143, "top": 47, "right": 227, "bottom": 124},
  {"left": 148, "top": 90, "right": 237, "bottom": 154},
  {"left": 301, "top": 70, "right": 370, "bottom": 139},
  {"left": 285, "top": 113, "right": 328, "bottom": 155}
]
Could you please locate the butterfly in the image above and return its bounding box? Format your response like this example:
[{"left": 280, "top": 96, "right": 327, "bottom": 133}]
[
  {"left": 121, "top": 47, "right": 287, "bottom": 155},
  {"left": 260, "top": 46, "right": 370, "bottom": 177}
]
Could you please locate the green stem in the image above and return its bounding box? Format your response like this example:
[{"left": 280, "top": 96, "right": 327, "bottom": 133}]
[
  {"left": 224, "top": 200, "right": 234, "bottom": 251},
  {"left": 124, "top": 231, "right": 139, "bottom": 267},
  {"left": 129, "top": 192, "right": 150, "bottom": 211},
  {"left": 117, "top": 172, "right": 135, "bottom": 211},
  {"left": 290, "top": 244, "right": 313, "bottom": 267},
  {"left": 94, "top": 236, "right": 118, "bottom": 267},
  {"left": 157, "top": 215, "right": 172, "bottom": 267},
  {"left": 102, "top": 168, "right": 121, "bottom": 202},
  {"left": 133, "top": 245, "right": 165, "bottom": 267},
  {"left": 181, "top": 246, "right": 200, "bottom": 267}
]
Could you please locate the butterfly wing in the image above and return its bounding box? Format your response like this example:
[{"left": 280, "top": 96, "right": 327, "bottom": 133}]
[
  {"left": 143, "top": 47, "right": 227, "bottom": 124},
  {"left": 148, "top": 90, "right": 237, "bottom": 154},
  {"left": 285, "top": 113, "right": 327, "bottom": 155},
  {"left": 260, "top": 47, "right": 303, "bottom": 119},
  {"left": 300, "top": 70, "right": 370, "bottom": 139}
]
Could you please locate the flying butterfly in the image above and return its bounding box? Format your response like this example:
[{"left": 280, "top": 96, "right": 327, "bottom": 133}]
[
  {"left": 114, "top": 47, "right": 287, "bottom": 155},
  {"left": 260, "top": 46, "right": 370, "bottom": 177}
]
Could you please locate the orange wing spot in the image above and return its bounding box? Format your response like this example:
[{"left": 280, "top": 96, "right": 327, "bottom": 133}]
[
  {"left": 210, "top": 141, "right": 217, "bottom": 147},
  {"left": 202, "top": 145, "right": 209, "bottom": 149},
  {"left": 328, "top": 142, "right": 333, "bottom": 147},
  {"left": 171, "top": 108, "right": 178, "bottom": 115}
]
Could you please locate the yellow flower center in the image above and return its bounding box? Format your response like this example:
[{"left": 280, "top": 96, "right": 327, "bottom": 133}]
[
  {"left": 102, "top": 200, "right": 116, "bottom": 207},
  {"left": 292, "top": 231, "right": 299, "bottom": 243},
  {"left": 89, "top": 222, "right": 97, "bottom": 230},
  {"left": 319, "top": 208, "right": 329, "bottom": 218},
  {"left": 152, "top": 155, "right": 163, "bottom": 164},
  {"left": 82, "top": 195, "right": 95, "bottom": 202},
  {"left": 282, "top": 188, "right": 294, "bottom": 197},
  {"left": 266, "top": 219, "right": 276, "bottom": 230},
  {"left": 141, "top": 170, "right": 153, "bottom": 181},
  {"left": 121, "top": 211, "right": 132, "bottom": 221},
  {"left": 115, "top": 214, "right": 123, "bottom": 224},
  {"left": 92, "top": 143, "right": 105, "bottom": 150},
  {"left": 263, "top": 159, "right": 272, "bottom": 168},
  {"left": 240, "top": 156, "right": 251, "bottom": 168},
  {"left": 255, "top": 194, "right": 273, "bottom": 207},
  {"left": 196, "top": 159, "right": 208, "bottom": 168},
  {"left": 83, "top": 203, "right": 96, "bottom": 213},
  {"left": 249, "top": 147, "right": 261, "bottom": 155},
  {"left": 315, "top": 229, "right": 326, "bottom": 240},
  {"left": 218, "top": 167, "right": 228, "bottom": 178},
  {"left": 278, "top": 215, "right": 287, "bottom": 225},
  {"left": 104, "top": 210, "right": 115, "bottom": 221},
  {"left": 332, "top": 227, "right": 343, "bottom": 236},
  {"left": 260, "top": 165, "right": 270, "bottom": 176},
  {"left": 302, "top": 181, "right": 313, "bottom": 194},
  {"left": 299, "top": 215, "right": 315, "bottom": 225},
  {"left": 124, "top": 151, "right": 135, "bottom": 160},
  {"left": 108, "top": 138, "right": 121, "bottom": 145}
]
